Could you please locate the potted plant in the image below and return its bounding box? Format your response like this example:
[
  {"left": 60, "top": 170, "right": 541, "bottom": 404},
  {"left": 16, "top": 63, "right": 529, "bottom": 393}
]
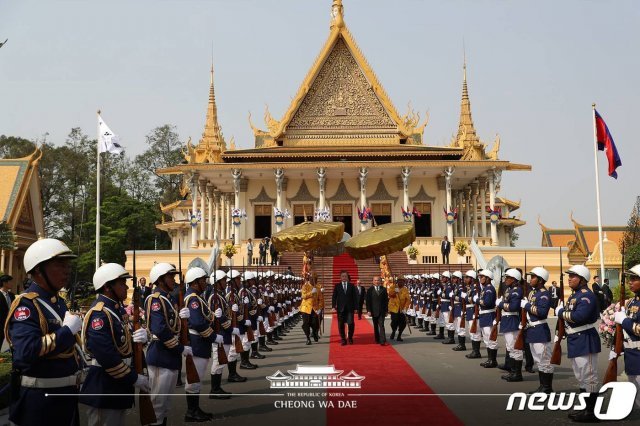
[
  {"left": 222, "top": 242, "right": 237, "bottom": 265},
  {"left": 454, "top": 241, "right": 468, "bottom": 264},
  {"left": 407, "top": 245, "right": 419, "bottom": 264}
]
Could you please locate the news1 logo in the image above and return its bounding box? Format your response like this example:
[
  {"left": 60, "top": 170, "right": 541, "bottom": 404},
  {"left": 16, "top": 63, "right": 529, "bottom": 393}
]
[{"left": 506, "top": 382, "right": 637, "bottom": 420}]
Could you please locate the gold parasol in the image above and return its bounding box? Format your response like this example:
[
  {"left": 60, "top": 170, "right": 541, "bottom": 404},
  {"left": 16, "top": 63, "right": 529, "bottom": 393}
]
[
  {"left": 271, "top": 221, "right": 345, "bottom": 253},
  {"left": 312, "top": 232, "right": 350, "bottom": 257},
  {"left": 344, "top": 222, "right": 416, "bottom": 260}
]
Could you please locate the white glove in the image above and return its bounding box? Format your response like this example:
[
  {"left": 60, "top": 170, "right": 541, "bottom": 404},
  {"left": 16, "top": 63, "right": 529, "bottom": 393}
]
[
  {"left": 244, "top": 320, "right": 251, "bottom": 326},
  {"left": 258, "top": 316, "right": 263, "bottom": 321},
  {"left": 232, "top": 304, "right": 239, "bottom": 312},
  {"left": 492, "top": 320, "right": 497, "bottom": 326},
  {"left": 182, "top": 346, "right": 193, "bottom": 357},
  {"left": 473, "top": 295, "right": 479, "bottom": 303},
  {"left": 277, "top": 303, "right": 282, "bottom": 308},
  {"left": 132, "top": 328, "right": 148, "bottom": 344},
  {"left": 63, "top": 312, "right": 82, "bottom": 335},
  {"left": 232, "top": 327, "right": 240, "bottom": 336},
  {"left": 243, "top": 297, "right": 249, "bottom": 304},
  {"left": 215, "top": 335, "right": 224, "bottom": 345},
  {"left": 286, "top": 300, "right": 291, "bottom": 305},
  {"left": 179, "top": 307, "right": 190, "bottom": 319},
  {"left": 496, "top": 297, "right": 503, "bottom": 306},
  {"left": 257, "top": 298, "right": 263, "bottom": 305},
  {"left": 614, "top": 310, "right": 626, "bottom": 325},
  {"left": 437, "top": 290, "right": 442, "bottom": 296},
  {"left": 520, "top": 299, "right": 528, "bottom": 309},
  {"left": 461, "top": 292, "right": 467, "bottom": 299},
  {"left": 395, "top": 288, "right": 400, "bottom": 293},
  {"left": 269, "top": 293, "right": 275, "bottom": 297},
  {"left": 134, "top": 374, "right": 150, "bottom": 393},
  {"left": 556, "top": 301, "right": 564, "bottom": 313},
  {"left": 214, "top": 308, "right": 222, "bottom": 318},
  {"left": 311, "top": 288, "right": 317, "bottom": 294},
  {"left": 268, "top": 306, "right": 275, "bottom": 312},
  {"left": 448, "top": 291, "right": 454, "bottom": 298}
]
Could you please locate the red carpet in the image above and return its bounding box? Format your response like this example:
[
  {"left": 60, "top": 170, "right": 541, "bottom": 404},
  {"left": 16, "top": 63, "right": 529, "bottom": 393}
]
[
  {"left": 327, "top": 314, "right": 462, "bottom": 426},
  {"left": 331, "top": 253, "right": 359, "bottom": 284}
]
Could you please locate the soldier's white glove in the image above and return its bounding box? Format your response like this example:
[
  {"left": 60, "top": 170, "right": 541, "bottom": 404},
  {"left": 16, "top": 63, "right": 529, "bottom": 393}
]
[
  {"left": 134, "top": 374, "right": 151, "bottom": 393},
  {"left": 232, "top": 327, "right": 240, "bottom": 336},
  {"left": 395, "top": 288, "right": 400, "bottom": 293},
  {"left": 556, "top": 301, "right": 564, "bottom": 316},
  {"left": 311, "top": 288, "right": 317, "bottom": 294},
  {"left": 609, "top": 350, "right": 618, "bottom": 360},
  {"left": 269, "top": 293, "right": 275, "bottom": 297},
  {"left": 473, "top": 295, "right": 479, "bottom": 303},
  {"left": 461, "top": 292, "right": 467, "bottom": 299},
  {"left": 286, "top": 300, "right": 291, "bottom": 305},
  {"left": 232, "top": 304, "right": 239, "bottom": 312},
  {"left": 448, "top": 291, "right": 454, "bottom": 298},
  {"left": 492, "top": 320, "right": 497, "bottom": 326},
  {"left": 614, "top": 310, "right": 626, "bottom": 325},
  {"left": 268, "top": 306, "right": 275, "bottom": 312},
  {"left": 212, "top": 308, "right": 222, "bottom": 318},
  {"left": 132, "top": 328, "right": 148, "bottom": 344},
  {"left": 257, "top": 298, "right": 263, "bottom": 305},
  {"left": 63, "top": 312, "right": 82, "bottom": 335},
  {"left": 496, "top": 297, "right": 503, "bottom": 306},
  {"left": 244, "top": 320, "right": 251, "bottom": 326},
  {"left": 215, "top": 335, "right": 224, "bottom": 345},
  {"left": 182, "top": 346, "right": 193, "bottom": 357},
  {"left": 277, "top": 303, "right": 282, "bottom": 308},
  {"left": 258, "top": 316, "right": 263, "bottom": 321},
  {"left": 520, "top": 299, "right": 528, "bottom": 309},
  {"left": 437, "top": 290, "right": 442, "bottom": 296},
  {"left": 179, "top": 307, "right": 190, "bottom": 319},
  {"left": 243, "top": 297, "right": 249, "bottom": 304}
]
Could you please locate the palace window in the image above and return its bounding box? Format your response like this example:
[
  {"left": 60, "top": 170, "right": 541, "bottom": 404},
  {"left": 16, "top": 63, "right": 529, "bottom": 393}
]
[
  {"left": 413, "top": 202, "right": 432, "bottom": 237},
  {"left": 254, "top": 204, "right": 272, "bottom": 239},
  {"left": 370, "top": 203, "right": 392, "bottom": 225},
  {"left": 332, "top": 204, "right": 353, "bottom": 235},
  {"left": 293, "top": 204, "right": 314, "bottom": 225}
]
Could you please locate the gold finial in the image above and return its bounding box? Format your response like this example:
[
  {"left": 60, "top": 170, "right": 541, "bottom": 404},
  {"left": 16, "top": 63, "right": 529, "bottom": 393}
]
[{"left": 330, "top": 0, "right": 344, "bottom": 29}]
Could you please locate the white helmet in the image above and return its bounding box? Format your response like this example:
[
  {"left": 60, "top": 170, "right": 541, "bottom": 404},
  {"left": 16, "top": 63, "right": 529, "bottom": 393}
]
[
  {"left": 24, "top": 238, "right": 77, "bottom": 273},
  {"left": 465, "top": 270, "right": 477, "bottom": 280},
  {"left": 213, "top": 270, "right": 227, "bottom": 283},
  {"left": 150, "top": 262, "right": 177, "bottom": 284},
  {"left": 442, "top": 271, "right": 451, "bottom": 279},
  {"left": 228, "top": 269, "right": 241, "bottom": 279},
  {"left": 452, "top": 271, "right": 463, "bottom": 280},
  {"left": 625, "top": 264, "right": 640, "bottom": 277},
  {"left": 505, "top": 268, "right": 522, "bottom": 282},
  {"left": 185, "top": 267, "right": 208, "bottom": 284},
  {"left": 93, "top": 263, "right": 131, "bottom": 291},
  {"left": 566, "top": 265, "right": 590, "bottom": 282},
  {"left": 242, "top": 271, "right": 256, "bottom": 281},
  {"left": 432, "top": 273, "right": 440, "bottom": 280},
  {"left": 528, "top": 267, "right": 549, "bottom": 283},
  {"left": 478, "top": 269, "right": 494, "bottom": 280}
]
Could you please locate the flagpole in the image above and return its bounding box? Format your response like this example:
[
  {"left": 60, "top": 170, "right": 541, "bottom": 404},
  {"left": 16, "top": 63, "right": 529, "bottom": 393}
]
[
  {"left": 592, "top": 103, "right": 606, "bottom": 283},
  {"left": 96, "top": 109, "right": 101, "bottom": 270}
]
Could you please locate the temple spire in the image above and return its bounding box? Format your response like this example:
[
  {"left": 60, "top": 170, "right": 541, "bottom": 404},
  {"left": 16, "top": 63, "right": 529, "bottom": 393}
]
[
  {"left": 200, "top": 57, "right": 225, "bottom": 152},
  {"left": 454, "top": 54, "right": 478, "bottom": 148},
  {"left": 330, "top": 0, "right": 345, "bottom": 29}
]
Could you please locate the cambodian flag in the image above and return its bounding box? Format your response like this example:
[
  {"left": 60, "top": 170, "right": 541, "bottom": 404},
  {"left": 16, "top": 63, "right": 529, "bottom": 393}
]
[{"left": 594, "top": 109, "right": 622, "bottom": 179}]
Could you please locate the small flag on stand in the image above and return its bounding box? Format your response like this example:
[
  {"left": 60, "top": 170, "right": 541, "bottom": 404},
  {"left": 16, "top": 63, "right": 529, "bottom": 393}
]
[{"left": 594, "top": 109, "right": 622, "bottom": 178}]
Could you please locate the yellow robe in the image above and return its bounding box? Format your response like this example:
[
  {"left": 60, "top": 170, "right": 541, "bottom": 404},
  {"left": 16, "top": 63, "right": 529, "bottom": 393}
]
[{"left": 300, "top": 283, "right": 314, "bottom": 314}]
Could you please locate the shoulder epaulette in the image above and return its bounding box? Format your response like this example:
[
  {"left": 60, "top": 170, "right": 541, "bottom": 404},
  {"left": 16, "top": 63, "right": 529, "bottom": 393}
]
[
  {"left": 21, "top": 292, "right": 39, "bottom": 300},
  {"left": 581, "top": 289, "right": 588, "bottom": 293}
]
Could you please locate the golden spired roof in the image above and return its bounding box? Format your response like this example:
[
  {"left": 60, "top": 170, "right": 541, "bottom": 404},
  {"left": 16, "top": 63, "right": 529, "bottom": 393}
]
[{"left": 454, "top": 61, "right": 479, "bottom": 149}]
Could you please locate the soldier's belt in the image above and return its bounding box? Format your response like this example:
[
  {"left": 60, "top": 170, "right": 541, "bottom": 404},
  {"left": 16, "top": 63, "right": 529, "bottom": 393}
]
[
  {"left": 528, "top": 319, "right": 548, "bottom": 327},
  {"left": 624, "top": 340, "right": 640, "bottom": 349},
  {"left": 21, "top": 373, "right": 81, "bottom": 388},
  {"left": 501, "top": 312, "right": 518, "bottom": 316},
  {"left": 565, "top": 322, "right": 597, "bottom": 335},
  {"left": 479, "top": 309, "right": 495, "bottom": 314}
]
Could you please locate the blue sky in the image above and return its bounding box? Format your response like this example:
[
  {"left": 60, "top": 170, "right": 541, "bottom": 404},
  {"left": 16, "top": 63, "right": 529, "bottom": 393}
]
[{"left": 1, "top": 0, "right": 638, "bottom": 246}]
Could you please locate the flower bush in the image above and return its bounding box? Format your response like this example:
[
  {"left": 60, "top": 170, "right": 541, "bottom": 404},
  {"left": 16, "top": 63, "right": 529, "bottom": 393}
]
[
  {"left": 599, "top": 302, "right": 622, "bottom": 348},
  {"left": 454, "top": 241, "right": 468, "bottom": 256},
  {"left": 407, "top": 245, "right": 419, "bottom": 260},
  {"left": 223, "top": 243, "right": 237, "bottom": 258}
]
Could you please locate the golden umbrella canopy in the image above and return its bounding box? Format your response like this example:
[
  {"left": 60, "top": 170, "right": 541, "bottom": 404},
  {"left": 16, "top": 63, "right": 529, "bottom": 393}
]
[
  {"left": 312, "top": 232, "right": 350, "bottom": 257},
  {"left": 344, "top": 222, "right": 416, "bottom": 260},
  {"left": 271, "top": 221, "right": 345, "bottom": 253}
]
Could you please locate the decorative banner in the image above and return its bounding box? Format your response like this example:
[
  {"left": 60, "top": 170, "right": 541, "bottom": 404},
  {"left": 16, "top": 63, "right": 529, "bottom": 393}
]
[
  {"left": 443, "top": 207, "right": 458, "bottom": 225},
  {"left": 401, "top": 207, "right": 413, "bottom": 222},
  {"left": 273, "top": 207, "right": 291, "bottom": 226},
  {"left": 231, "top": 208, "right": 247, "bottom": 226},
  {"left": 357, "top": 206, "right": 372, "bottom": 225},
  {"left": 275, "top": 214, "right": 284, "bottom": 226},
  {"left": 190, "top": 210, "right": 202, "bottom": 228},
  {"left": 486, "top": 207, "right": 501, "bottom": 224},
  {"left": 314, "top": 207, "right": 331, "bottom": 222}
]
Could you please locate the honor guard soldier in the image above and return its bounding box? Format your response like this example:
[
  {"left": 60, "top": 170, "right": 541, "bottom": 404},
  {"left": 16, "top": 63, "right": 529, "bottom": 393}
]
[
  {"left": 80, "top": 263, "right": 150, "bottom": 426},
  {"left": 464, "top": 270, "right": 483, "bottom": 359},
  {"left": 228, "top": 270, "right": 257, "bottom": 369},
  {"left": 556, "top": 265, "right": 601, "bottom": 422},
  {"left": 476, "top": 270, "right": 498, "bottom": 368},
  {"left": 184, "top": 267, "right": 220, "bottom": 422},
  {"left": 452, "top": 271, "right": 467, "bottom": 351},
  {"left": 521, "top": 267, "right": 554, "bottom": 393},
  {"left": 241, "top": 271, "right": 265, "bottom": 361},
  {"left": 614, "top": 264, "right": 640, "bottom": 409},
  {"left": 5, "top": 238, "right": 81, "bottom": 426},
  {"left": 497, "top": 268, "right": 524, "bottom": 382},
  {"left": 145, "top": 262, "right": 192, "bottom": 426},
  {"left": 438, "top": 271, "right": 452, "bottom": 341},
  {"left": 311, "top": 278, "right": 324, "bottom": 341}
]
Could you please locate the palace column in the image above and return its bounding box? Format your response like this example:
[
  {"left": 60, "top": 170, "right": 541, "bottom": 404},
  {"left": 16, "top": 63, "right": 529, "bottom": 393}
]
[
  {"left": 200, "top": 179, "right": 207, "bottom": 244},
  {"left": 233, "top": 169, "right": 242, "bottom": 245},
  {"left": 213, "top": 191, "right": 220, "bottom": 239},
  {"left": 489, "top": 170, "right": 499, "bottom": 246},
  {"left": 401, "top": 167, "right": 411, "bottom": 211},
  {"left": 191, "top": 172, "right": 199, "bottom": 248},
  {"left": 471, "top": 181, "right": 479, "bottom": 238},
  {"left": 457, "top": 190, "right": 464, "bottom": 237},
  {"left": 464, "top": 186, "right": 472, "bottom": 238},
  {"left": 220, "top": 193, "right": 227, "bottom": 240},
  {"left": 207, "top": 184, "right": 214, "bottom": 240},
  {"left": 226, "top": 194, "right": 232, "bottom": 241},
  {"left": 317, "top": 168, "right": 326, "bottom": 210},
  {"left": 444, "top": 167, "right": 454, "bottom": 241},
  {"left": 479, "top": 177, "right": 487, "bottom": 238},
  {"left": 359, "top": 167, "right": 368, "bottom": 232},
  {"left": 275, "top": 168, "right": 284, "bottom": 232}
]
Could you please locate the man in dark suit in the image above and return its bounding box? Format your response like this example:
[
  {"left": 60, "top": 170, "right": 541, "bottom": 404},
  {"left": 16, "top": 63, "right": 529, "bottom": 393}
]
[
  {"left": 366, "top": 276, "right": 388, "bottom": 346},
  {"left": 355, "top": 280, "right": 366, "bottom": 320},
  {"left": 0, "top": 272, "right": 16, "bottom": 349},
  {"left": 332, "top": 270, "right": 357, "bottom": 345},
  {"left": 139, "top": 277, "right": 152, "bottom": 302},
  {"left": 441, "top": 236, "right": 451, "bottom": 264}
]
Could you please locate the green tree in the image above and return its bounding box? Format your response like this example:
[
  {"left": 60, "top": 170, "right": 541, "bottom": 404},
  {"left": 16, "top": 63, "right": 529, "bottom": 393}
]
[{"left": 0, "top": 135, "right": 36, "bottom": 158}]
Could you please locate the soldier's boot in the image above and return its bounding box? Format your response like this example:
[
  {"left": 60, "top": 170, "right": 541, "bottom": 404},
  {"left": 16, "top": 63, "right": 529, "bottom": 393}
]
[
  {"left": 466, "top": 340, "right": 482, "bottom": 359},
  {"left": 397, "top": 324, "right": 406, "bottom": 341},
  {"left": 240, "top": 351, "right": 258, "bottom": 369},
  {"left": 481, "top": 348, "right": 498, "bottom": 368},
  {"left": 259, "top": 336, "right": 272, "bottom": 352},
  {"left": 184, "top": 394, "right": 211, "bottom": 422},
  {"left": 569, "top": 393, "right": 600, "bottom": 423},
  {"left": 390, "top": 329, "right": 396, "bottom": 340},
  {"left": 312, "top": 329, "right": 319, "bottom": 342},
  {"left": 417, "top": 318, "right": 423, "bottom": 330},
  {"left": 250, "top": 343, "right": 266, "bottom": 360},
  {"left": 209, "top": 373, "right": 232, "bottom": 399},
  {"left": 273, "top": 328, "right": 283, "bottom": 340},
  {"left": 434, "top": 326, "right": 445, "bottom": 340},
  {"left": 227, "top": 361, "right": 247, "bottom": 383},
  {"left": 504, "top": 360, "right": 523, "bottom": 382},
  {"left": 498, "top": 351, "right": 513, "bottom": 371},
  {"left": 427, "top": 323, "right": 437, "bottom": 335},
  {"left": 541, "top": 373, "right": 554, "bottom": 394},
  {"left": 442, "top": 330, "right": 456, "bottom": 344},
  {"left": 279, "top": 325, "right": 288, "bottom": 336},
  {"left": 452, "top": 336, "right": 467, "bottom": 351},
  {"left": 267, "top": 332, "right": 279, "bottom": 345}
]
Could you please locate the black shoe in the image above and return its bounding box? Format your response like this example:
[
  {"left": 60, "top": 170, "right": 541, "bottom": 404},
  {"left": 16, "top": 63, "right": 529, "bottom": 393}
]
[
  {"left": 390, "top": 332, "right": 396, "bottom": 340},
  {"left": 341, "top": 339, "right": 347, "bottom": 346},
  {"left": 227, "top": 361, "right": 247, "bottom": 383},
  {"left": 209, "top": 374, "right": 232, "bottom": 399},
  {"left": 525, "top": 365, "right": 535, "bottom": 374},
  {"left": 348, "top": 338, "right": 353, "bottom": 345},
  {"left": 452, "top": 336, "right": 467, "bottom": 351},
  {"left": 240, "top": 352, "right": 258, "bottom": 369},
  {"left": 306, "top": 338, "right": 312, "bottom": 345},
  {"left": 504, "top": 360, "right": 523, "bottom": 382},
  {"left": 267, "top": 339, "right": 278, "bottom": 345},
  {"left": 498, "top": 351, "right": 513, "bottom": 371},
  {"left": 396, "top": 336, "right": 403, "bottom": 342},
  {"left": 466, "top": 340, "right": 482, "bottom": 359},
  {"left": 482, "top": 349, "right": 498, "bottom": 368},
  {"left": 185, "top": 394, "right": 210, "bottom": 422},
  {"left": 434, "top": 327, "right": 445, "bottom": 339},
  {"left": 442, "top": 330, "right": 456, "bottom": 344},
  {"left": 568, "top": 393, "right": 599, "bottom": 423}
]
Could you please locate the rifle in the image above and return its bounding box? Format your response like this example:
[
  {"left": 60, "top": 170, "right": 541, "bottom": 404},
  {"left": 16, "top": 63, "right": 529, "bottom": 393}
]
[
  {"left": 211, "top": 257, "right": 229, "bottom": 366},
  {"left": 460, "top": 281, "right": 466, "bottom": 329},
  {"left": 489, "top": 263, "right": 503, "bottom": 342},
  {"left": 229, "top": 288, "right": 244, "bottom": 354},
  {"left": 132, "top": 245, "right": 157, "bottom": 426},
  {"left": 514, "top": 254, "right": 528, "bottom": 351},
  {"left": 241, "top": 260, "right": 255, "bottom": 342},
  {"left": 551, "top": 247, "right": 565, "bottom": 365},
  {"left": 603, "top": 243, "right": 625, "bottom": 384},
  {"left": 469, "top": 278, "right": 480, "bottom": 335},
  {"left": 178, "top": 241, "right": 200, "bottom": 384}
]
